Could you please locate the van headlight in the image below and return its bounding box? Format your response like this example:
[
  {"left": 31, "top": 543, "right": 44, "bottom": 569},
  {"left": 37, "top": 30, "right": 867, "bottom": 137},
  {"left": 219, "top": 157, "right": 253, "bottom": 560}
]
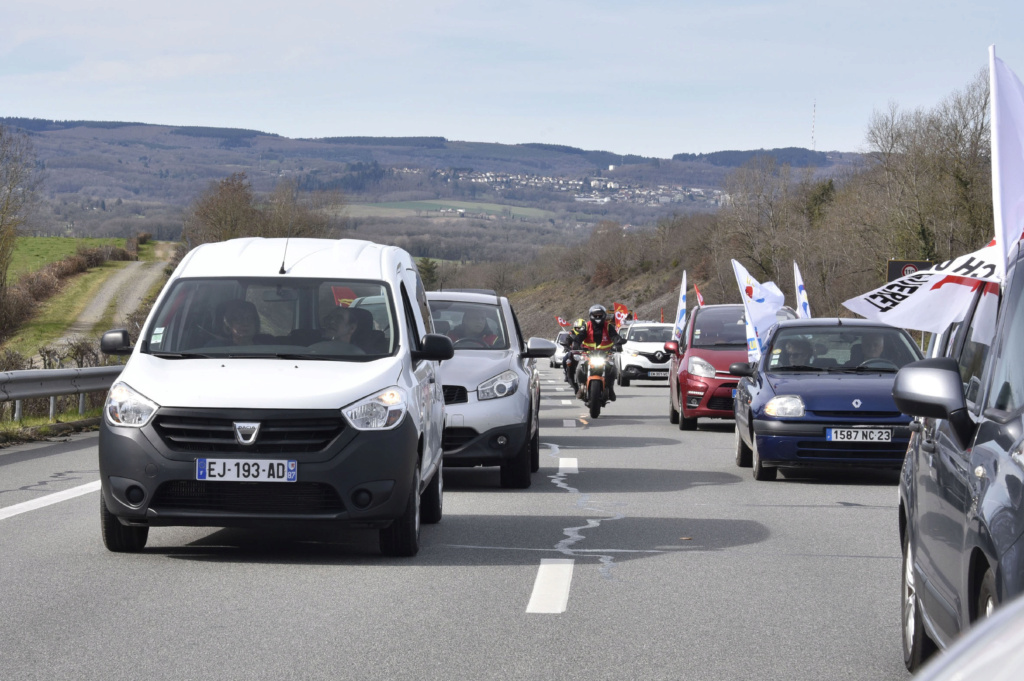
[
  {"left": 764, "top": 395, "right": 805, "bottom": 418},
  {"left": 688, "top": 356, "right": 716, "bottom": 378},
  {"left": 478, "top": 370, "right": 519, "bottom": 400},
  {"left": 105, "top": 382, "right": 159, "bottom": 427},
  {"left": 343, "top": 387, "right": 407, "bottom": 430}
]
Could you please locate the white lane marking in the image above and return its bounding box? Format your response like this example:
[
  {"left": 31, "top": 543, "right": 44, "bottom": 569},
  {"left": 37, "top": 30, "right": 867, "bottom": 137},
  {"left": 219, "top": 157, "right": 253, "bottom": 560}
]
[
  {"left": 559, "top": 458, "right": 579, "bottom": 474},
  {"left": 546, "top": 380, "right": 558, "bottom": 383},
  {"left": 0, "top": 481, "right": 100, "bottom": 521},
  {"left": 555, "top": 386, "right": 567, "bottom": 392},
  {"left": 526, "top": 559, "right": 575, "bottom": 613},
  {"left": 561, "top": 399, "right": 572, "bottom": 405},
  {"left": 562, "top": 419, "right": 576, "bottom": 428}
]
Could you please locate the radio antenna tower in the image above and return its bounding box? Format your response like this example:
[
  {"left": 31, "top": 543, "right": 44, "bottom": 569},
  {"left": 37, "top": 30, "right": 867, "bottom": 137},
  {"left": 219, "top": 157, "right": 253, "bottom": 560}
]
[{"left": 811, "top": 99, "right": 816, "bottom": 151}]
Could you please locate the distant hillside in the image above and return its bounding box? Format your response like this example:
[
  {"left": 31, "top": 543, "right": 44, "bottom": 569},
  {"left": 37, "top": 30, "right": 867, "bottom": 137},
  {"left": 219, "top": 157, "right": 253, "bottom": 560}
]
[{"left": 1, "top": 117, "right": 861, "bottom": 253}]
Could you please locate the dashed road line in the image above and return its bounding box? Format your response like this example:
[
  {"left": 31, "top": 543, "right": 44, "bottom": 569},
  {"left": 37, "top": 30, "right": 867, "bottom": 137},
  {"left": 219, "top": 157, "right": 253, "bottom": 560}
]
[
  {"left": 562, "top": 419, "right": 576, "bottom": 428},
  {"left": 526, "top": 559, "right": 575, "bottom": 613}
]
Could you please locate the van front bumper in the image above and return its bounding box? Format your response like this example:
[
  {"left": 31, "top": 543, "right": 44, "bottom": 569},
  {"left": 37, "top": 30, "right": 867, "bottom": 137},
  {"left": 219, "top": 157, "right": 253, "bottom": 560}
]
[{"left": 98, "top": 411, "right": 418, "bottom": 529}]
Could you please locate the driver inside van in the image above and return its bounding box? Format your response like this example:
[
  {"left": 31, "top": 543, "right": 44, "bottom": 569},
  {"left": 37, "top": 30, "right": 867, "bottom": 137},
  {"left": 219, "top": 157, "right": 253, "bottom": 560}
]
[{"left": 218, "top": 300, "right": 263, "bottom": 345}]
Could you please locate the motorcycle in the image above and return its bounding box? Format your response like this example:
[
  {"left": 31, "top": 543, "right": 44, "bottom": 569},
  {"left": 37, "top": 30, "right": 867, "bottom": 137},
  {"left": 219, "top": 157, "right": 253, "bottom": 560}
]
[
  {"left": 563, "top": 349, "right": 583, "bottom": 393},
  {"left": 577, "top": 348, "right": 615, "bottom": 418}
]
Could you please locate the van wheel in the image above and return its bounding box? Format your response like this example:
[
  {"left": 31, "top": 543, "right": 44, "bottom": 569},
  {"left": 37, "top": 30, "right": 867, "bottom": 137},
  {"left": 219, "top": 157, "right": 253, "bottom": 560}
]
[
  {"left": 902, "top": 533, "right": 936, "bottom": 670},
  {"left": 380, "top": 465, "right": 421, "bottom": 557},
  {"left": 420, "top": 464, "right": 442, "bottom": 525},
  {"left": 501, "top": 434, "right": 532, "bottom": 489},
  {"left": 100, "top": 497, "right": 148, "bottom": 553},
  {"left": 620, "top": 376, "right": 631, "bottom": 387},
  {"left": 977, "top": 567, "right": 998, "bottom": 621},
  {"left": 735, "top": 425, "right": 752, "bottom": 467}
]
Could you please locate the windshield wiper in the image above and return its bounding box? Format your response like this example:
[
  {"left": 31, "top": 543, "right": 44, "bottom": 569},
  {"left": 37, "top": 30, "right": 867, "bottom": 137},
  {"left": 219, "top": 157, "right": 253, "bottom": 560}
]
[
  {"left": 148, "top": 352, "right": 213, "bottom": 359},
  {"left": 772, "top": 365, "right": 823, "bottom": 372},
  {"left": 831, "top": 366, "right": 898, "bottom": 373}
]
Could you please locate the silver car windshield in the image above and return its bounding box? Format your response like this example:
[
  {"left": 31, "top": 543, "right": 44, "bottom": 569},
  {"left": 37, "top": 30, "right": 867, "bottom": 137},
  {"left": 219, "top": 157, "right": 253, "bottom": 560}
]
[
  {"left": 143, "top": 277, "right": 396, "bottom": 360},
  {"left": 427, "top": 301, "right": 510, "bottom": 350}
]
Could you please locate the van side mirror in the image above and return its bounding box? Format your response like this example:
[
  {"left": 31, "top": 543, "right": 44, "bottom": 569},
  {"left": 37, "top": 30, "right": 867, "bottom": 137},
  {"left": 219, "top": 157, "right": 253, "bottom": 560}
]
[
  {"left": 524, "top": 337, "right": 557, "bottom": 359},
  {"left": 893, "top": 357, "right": 973, "bottom": 447},
  {"left": 729, "top": 362, "right": 753, "bottom": 377},
  {"left": 664, "top": 341, "right": 679, "bottom": 355},
  {"left": 100, "top": 329, "right": 133, "bottom": 356},
  {"left": 412, "top": 333, "right": 455, "bottom": 362}
]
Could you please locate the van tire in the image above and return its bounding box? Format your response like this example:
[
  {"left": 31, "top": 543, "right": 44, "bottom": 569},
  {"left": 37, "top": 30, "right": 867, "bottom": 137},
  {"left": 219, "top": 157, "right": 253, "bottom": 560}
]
[
  {"left": 100, "top": 497, "right": 148, "bottom": 553},
  {"left": 380, "top": 466, "right": 421, "bottom": 557},
  {"left": 420, "top": 464, "right": 442, "bottom": 525}
]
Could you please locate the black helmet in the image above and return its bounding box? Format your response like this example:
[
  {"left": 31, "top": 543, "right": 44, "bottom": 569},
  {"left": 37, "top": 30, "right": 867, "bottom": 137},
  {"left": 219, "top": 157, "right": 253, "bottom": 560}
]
[{"left": 589, "top": 305, "right": 607, "bottom": 323}]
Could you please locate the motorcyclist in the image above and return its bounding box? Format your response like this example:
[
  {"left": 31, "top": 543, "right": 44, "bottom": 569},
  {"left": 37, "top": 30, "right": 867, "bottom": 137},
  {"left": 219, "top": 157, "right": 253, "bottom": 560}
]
[
  {"left": 561, "top": 318, "right": 587, "bottom": 391},
  {"left": 568, "top": 305, "right": 623, "bottom": 400}
]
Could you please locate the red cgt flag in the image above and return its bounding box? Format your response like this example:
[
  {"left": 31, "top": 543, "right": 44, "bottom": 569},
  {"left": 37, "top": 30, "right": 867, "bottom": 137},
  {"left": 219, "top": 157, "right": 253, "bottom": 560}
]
[
  {"left": 612, "top": 302, "right": 630, "bottom": 327},
  {"left": 694, "top": 283, "right": 705, "bottom": 308},
  {"left": 556, "top": 316, "right": 571, "bottom": 328}
]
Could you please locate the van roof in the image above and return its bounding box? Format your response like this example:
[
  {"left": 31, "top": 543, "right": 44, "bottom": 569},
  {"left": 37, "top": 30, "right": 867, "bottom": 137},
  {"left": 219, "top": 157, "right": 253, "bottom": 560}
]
[{"left": 176, "top": 238, "right": 413, "bottom": 281}]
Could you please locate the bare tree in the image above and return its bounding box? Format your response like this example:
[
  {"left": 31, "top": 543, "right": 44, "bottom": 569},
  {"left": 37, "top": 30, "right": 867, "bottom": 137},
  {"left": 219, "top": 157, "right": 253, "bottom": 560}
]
[{"left": 0, "top": 124, "right": 39, "bottom": 292}]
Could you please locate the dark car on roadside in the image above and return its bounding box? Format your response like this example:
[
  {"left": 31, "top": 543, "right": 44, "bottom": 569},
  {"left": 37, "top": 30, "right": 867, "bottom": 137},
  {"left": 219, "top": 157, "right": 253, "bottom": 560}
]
[
  {"left": 731, "top": 318, "right": 922, "bottom": 480},
  {"left": 666, "top": 304, "right": 796, "bottom": 431},
  {"left": 891, "top": 249, "right": 1018, "bottom": 672}
]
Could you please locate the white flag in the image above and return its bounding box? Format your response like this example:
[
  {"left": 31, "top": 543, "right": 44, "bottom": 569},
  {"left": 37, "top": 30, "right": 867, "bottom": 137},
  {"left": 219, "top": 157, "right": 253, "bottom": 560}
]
[
  {"left": 991, "top": 46, "right": 1024, "bottom": 278},
  {"left": 731, "top": 260, "right": 785, "bottom": 363},
  {"left": 672, "top": 271, "right": 687, "bottom": 341},
  {"left": 794, "top": 261, "right": 812, "bottom": 319},
  {"left": 842, "top": 240, "right": 1001, "bottom": 332}
]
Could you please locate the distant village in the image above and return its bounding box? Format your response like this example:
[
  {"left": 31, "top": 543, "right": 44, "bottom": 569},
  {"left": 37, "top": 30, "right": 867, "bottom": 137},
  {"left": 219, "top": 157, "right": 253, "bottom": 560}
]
[{"left": 392, "top": 167, "right": 728, "bottom": 209}]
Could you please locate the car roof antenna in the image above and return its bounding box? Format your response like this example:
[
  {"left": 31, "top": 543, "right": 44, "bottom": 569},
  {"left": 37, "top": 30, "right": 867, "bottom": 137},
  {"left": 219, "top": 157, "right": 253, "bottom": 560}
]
[{"left": 278, "top": 188, "right": 296, "bottom": 275}]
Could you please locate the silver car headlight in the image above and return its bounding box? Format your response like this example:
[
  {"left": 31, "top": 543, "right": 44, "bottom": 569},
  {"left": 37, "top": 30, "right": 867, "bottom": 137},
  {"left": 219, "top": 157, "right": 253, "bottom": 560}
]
[
  {"left": 688, "top": 356, "right": 716, "bottom": 378},
  {"left": 105, "top": 382, "right": 159, "bottom": 428},
  {"left": 764, "top": 395, "right": 805, "bottom": 417},
  {"left": 478, "top": 370, "right": 519, "bottom": 400},
  {"left": 343, "top": 386, "right": 408, "bottom": 430}
]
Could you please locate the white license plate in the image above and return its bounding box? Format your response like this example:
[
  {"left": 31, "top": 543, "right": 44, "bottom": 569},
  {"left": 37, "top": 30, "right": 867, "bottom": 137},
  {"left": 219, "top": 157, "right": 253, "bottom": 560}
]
[
  {"left": 648, "top": 371, "right": 668, "bottom": 378},
  {"left": 197, "top": 458, "right": 298, "bottom": 482},
  {"left": 826, "top": 428, "right": 892, "bottom": 442}
]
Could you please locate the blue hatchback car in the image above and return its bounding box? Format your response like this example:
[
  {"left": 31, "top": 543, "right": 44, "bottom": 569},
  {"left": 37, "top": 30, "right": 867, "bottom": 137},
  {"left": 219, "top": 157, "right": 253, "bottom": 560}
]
[{"left": 731, "top": 319, "right": 923, "bottom": 480}]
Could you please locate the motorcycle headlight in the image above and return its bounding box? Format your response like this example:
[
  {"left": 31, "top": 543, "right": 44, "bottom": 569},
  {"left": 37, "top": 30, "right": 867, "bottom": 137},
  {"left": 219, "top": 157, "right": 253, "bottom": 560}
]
[
  {"left": 478, "top": 370, "right": 519, "bottom": 400},
  {"left": 343, "top": 387, "right": 407, "bottom": 430},
  {"left": 589, "top": 356, "right": 607, "bottom": 368},
  {"left": 764, "top": 395, "right": 805, "bottom": 418},
  {"left": 687, "top": 356, "right": 716, "bottom": 378},
  {"left": 105, "top": 382, "right": 159, "bottom": 428}
]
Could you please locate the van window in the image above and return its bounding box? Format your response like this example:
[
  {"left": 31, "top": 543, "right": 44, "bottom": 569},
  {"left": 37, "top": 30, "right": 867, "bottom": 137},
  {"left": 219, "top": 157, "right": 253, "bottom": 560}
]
[
  {"left": 986, "top": 277, "right": 1024, "bottom": 412},
  {"left": 144, "top": 277, "right": 396, "bottom": 360},
  {"left": 958, "top": 287, "right": 1000, "bottom": 409}
]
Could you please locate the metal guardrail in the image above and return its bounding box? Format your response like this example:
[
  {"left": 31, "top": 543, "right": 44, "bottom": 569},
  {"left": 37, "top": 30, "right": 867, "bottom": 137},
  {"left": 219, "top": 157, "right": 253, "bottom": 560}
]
[{"left": 0, "top": 365, "right": 124, "bottom": 421}]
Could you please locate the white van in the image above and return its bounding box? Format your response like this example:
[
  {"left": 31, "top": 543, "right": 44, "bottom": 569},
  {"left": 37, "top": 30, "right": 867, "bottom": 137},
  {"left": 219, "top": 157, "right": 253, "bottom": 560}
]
[{"left": 98, "top": 238, "right": 453, "bottom": 557}]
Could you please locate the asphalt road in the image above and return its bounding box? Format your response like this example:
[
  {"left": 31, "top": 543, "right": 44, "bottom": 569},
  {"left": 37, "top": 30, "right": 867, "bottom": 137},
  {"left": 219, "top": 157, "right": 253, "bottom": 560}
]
[{"left": 0, "top": 366, "right": 913, "bottom": 681}]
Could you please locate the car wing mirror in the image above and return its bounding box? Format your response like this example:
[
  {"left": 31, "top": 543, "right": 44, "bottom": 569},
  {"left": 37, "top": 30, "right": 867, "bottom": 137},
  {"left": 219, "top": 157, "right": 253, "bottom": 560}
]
[
  {"left": 524, "top": 337, "right": 557, "bottom": 358},
  {"left": 663, "top": 341, "right": 679, "bottom": 355},
  {"left": 893, "top": 357, "right": 974, "bottom": 447},
  {"left": 100, "top": 329, "right": 133, "bottom": 356},
  {"left": 729, "top": 362, "right": 753, "bottom": 377},
  {"left": 412, "top": 333, "right": 455, "bottom": 362}
]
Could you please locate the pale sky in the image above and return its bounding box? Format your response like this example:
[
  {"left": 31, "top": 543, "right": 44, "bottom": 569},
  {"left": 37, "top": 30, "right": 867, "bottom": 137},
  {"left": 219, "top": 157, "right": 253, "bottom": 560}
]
[{"left": 2, "top": 1, "right": 1022, "bottom": 158}]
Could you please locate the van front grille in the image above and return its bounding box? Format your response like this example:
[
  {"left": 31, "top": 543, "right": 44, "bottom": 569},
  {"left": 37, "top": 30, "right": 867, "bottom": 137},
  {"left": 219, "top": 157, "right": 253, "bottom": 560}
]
[{"left": 153, "top": 414, "right": 344, "bottom": 454}]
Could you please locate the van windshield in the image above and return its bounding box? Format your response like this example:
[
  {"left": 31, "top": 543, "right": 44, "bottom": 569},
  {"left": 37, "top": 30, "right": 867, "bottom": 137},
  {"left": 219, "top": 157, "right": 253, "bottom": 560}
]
[{"left": 143, "top": 278, "right": 397, "bottom": 360}]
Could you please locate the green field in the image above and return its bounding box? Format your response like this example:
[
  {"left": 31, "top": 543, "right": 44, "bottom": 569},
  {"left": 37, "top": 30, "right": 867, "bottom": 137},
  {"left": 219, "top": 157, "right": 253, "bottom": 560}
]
[
  {"left": 348, "top": 200, "right": 556, "bottom": 220},
  {"left": 6, "top": 236, "right": 126, "bottom": 284}
]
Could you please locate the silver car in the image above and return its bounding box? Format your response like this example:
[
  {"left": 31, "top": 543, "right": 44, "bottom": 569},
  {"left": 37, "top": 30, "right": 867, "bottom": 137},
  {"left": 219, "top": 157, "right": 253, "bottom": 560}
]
[
  {"left": 614, "top": 322, "right": 675, "bottom": 386},
  {"left": 426, "top": 291, "right": 556, "bottom": 488}
]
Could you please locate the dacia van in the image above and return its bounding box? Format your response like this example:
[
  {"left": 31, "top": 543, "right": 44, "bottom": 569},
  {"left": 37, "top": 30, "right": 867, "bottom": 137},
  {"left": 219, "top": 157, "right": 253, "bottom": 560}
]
[{"left": 98, "top": 238, "right": 453, "bottom": 557}]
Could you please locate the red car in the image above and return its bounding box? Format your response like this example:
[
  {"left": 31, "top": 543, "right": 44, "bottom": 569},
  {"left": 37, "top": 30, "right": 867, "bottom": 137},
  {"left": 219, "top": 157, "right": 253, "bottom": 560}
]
[{"left": 666, "top": 304, "right": 795, "bottom": 430}]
